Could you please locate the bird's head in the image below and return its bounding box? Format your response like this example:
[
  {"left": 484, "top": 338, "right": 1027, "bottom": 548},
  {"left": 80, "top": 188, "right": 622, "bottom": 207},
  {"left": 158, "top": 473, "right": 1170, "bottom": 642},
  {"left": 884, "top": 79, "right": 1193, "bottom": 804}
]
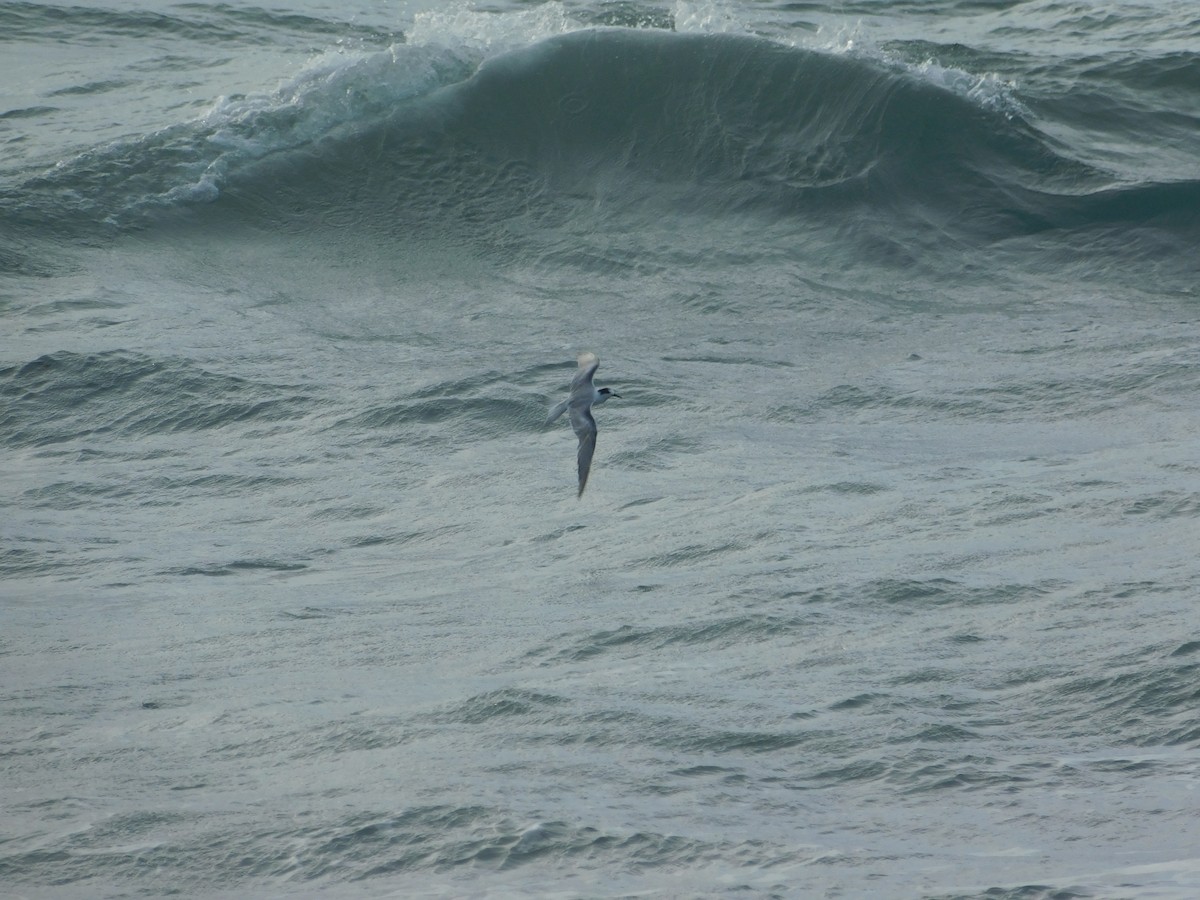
[{"left": 597, "top": 387, "right": 621, "bottom": 402}]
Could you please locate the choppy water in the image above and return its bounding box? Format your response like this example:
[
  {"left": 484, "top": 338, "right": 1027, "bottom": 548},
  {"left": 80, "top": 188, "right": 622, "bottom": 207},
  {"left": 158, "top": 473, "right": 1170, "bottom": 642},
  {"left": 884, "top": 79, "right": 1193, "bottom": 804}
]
[{"left": 3, "top": 2, "right": 1200, "bottom": 897}]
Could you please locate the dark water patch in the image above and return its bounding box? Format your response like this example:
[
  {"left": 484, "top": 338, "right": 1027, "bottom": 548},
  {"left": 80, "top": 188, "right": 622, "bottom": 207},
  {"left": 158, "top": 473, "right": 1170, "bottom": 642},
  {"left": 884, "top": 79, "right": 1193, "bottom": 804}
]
[
  {"left": 138, "top": 695, "right": 190, "bottom": 711},
  {"left": 23, "top": 294, "right": 129, "bottom": 316},
  {"left": 779, "top": 586, "right": 845, "bottom": 605},
  {"left": 950, "top": 633, "right": 988, "bottom": 644},
  {"left": 0, "top": 234, "right": 81, "bottom": 278},
  {"left": 680, "top": 727, "right": 818, "bottom": 755},
  {"left": 528, "top": 523, "right": 587, "bottom": 544},
  {"left": 971, "top": 491, "right": 1059, "bottom": 528},
  {"left": 341, "top": 813, "right": 802, "bottom": 879},
  {"left": 829, "top": 692, "right": 888, "bottom": 711},
  {"left": 19, "top": 466, "right": 293, "bottom": 515},
  {"left": 181, "top": 4, "right": 394, "bottom": 44},
  {"left": 782, "top": 382, "right": 987, "bottom": 423},
  {"left": 427, "top": 688, "right": 834, "bottom": 760},
  {"left": 343, "top": 526, "right": 463, "bottom": 549},
  {"left": 1121, "top": 490, "right": 1200, "bottom": 519},
  {"left": 0, "top": 105, "right": 59, "bottom": 120},
  {"left": 0, "top": 350, "right": 317, "bottom": 448},
  {"left": 802, "top": 480, "right": 890, "bottom": 496},
  {"left": 144, "top": 471, "right": 303, "bottom": 496},
  {"left": 0, "top": 537, "right": 133, "bottom": 581},
  {"left": 19, "top": 479, "right": 133, "bottom": 510},
  {"left": 337, "top": 394, "right": 539, "bottom": 441},
  {"left": 904, "top": 723, "right": 983, "bottom": 744},
  {"left": 407, "top": 370, "right": 511, "bottom": 399},
  {"left": 47, "top": 79, "right": 133, "bottom": 97},
  {"left": 1086, "top": 49, "right": 1200, "bottom": 97},
  {"left": 609, "top": 434, "right": 706, "bottom": 473},
  {"left": 783, "top": 340, "right": 1200, "bottom": 422},
  {"left": 895, "top": 755, "right": 1031, "bottom": 794},
  {"left": 890, "top": 667, "right": 957, "bottom": 686},
  {"left": 1, "top": 806, "right": 502, "bottom": 888},
  {"left": 865, "top": 578, "right": 1047, "bottom": 610},
  {"left": 0, "top": 546, "right": 50, "bottom": 579},
  {"left": 431, "top": 689, "right": 570, "bottom": 726},
  {"left": 0, "top": 810, "right": 195, "bottom": 887},
  {"left": 491, "top": 825, "right": 793, "bottom": 873},
  {"left": 226, "top": 559, "right": 307, "bottom": 572},
  {"left": 661, "top": 353, "right": 797, "bottom": 369},
  {"left": 119, "top": 396, "right": 315, "bottom": 436},
  {"left": 1017, "top": 47, "right": 1200, "bottom": 173},
  {"left": 633, "top": 541, "right": 744, "bottom": 568},
  {"left": 526, "top": 614, "right": 812, "bottom": 666},
  {"left": 669, "top": 763, "right": 741, "bottom": 779},
  {"left": 310, "top": 504, "right": 387, "bottom": 523},
  {"left": 279, "top": 606, "right": 340, "bottom": 620},
  {"left": 805, "top": 758, "right": 891, "bottom": 787},
  {"left": 1082, "top": 757, "right": 1162, "bottom": 776},
  {"left": 990, "top": 665, "right": 1074, "bottom": 692},
  {"left": 0, "top": 1, "right": 385, "bottom": 47},
  {"left": 1041, "top": 661, "right": 1200, "bottom": 745},
  {"left": 293, "top": 719, "right": 410, "bottom": 756},
  {"left": 334, "top": 364, "right": 557, "bottom": 440},
  {"left": 303, "top": 805, "right": 493, "bottom": 877},
  {"left": 164, "top": 558, "right": 308, "bottom": 578},
  {"left": 1108, "top": 580, "right": 1170, "bottom": 601},
  {"left": 535, "top": 624, "right": 643, "bottom": 663},
  {"left": 931, "top": 886, "right": 1094, "bottom": 900}
]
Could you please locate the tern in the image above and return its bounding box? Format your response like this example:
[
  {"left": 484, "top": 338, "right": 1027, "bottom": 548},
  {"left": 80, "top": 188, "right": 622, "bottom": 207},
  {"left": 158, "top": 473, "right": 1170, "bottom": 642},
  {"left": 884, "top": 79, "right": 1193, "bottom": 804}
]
[{"left": 546, "top": 352, "right": 621, "bottom": 497}]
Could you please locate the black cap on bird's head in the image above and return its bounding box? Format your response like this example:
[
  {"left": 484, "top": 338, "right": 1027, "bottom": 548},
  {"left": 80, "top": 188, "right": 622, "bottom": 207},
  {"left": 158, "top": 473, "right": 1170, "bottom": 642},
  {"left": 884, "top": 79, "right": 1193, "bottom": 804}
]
[{"left": 598, "top": 387, "right": 621, "bottom": 399}]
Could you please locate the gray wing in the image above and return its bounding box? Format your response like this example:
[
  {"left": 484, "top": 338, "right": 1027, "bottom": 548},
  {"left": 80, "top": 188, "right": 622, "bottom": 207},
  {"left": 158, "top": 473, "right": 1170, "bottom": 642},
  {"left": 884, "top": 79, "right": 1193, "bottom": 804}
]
[
  {"left": 570, "top": 352, "right": 600, "bottom": 397},
  {"left": 549, "top": 353, "right": 597, "bottom": 425},
  {"left": 570, "top": 405, "right": 597, "bottom": 498},
  {"left": 545, "top": 398, "right": 570, "bottom": 425}
]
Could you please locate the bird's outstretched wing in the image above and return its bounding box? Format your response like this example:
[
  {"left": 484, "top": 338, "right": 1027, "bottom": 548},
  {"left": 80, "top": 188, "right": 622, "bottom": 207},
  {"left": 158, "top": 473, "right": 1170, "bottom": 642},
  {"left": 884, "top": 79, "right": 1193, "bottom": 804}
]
[
  {"left": 570, "top": 405, "right": 598, "bottom": 498},
  {"left": 545, "top": 398, "right": 569, "bottom": 425},
  {"left": 570, "top": 352, "right": 600, "bottom": 394}
]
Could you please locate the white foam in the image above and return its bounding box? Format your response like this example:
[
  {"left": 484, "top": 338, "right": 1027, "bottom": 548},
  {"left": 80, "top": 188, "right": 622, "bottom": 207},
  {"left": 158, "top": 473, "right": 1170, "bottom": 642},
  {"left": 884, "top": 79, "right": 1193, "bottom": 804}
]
[
  {"left": 672, "top": 0, "right": 745, "bottom": 35},
  {"left": 912, "top": 57, "right": 1027, "bottom": 118},
  {"left": 800, "top": 19, "right": 1027, "bottom": 119},
  {"left": 406, "top": 1, "right": 582, "bottom": 54}
]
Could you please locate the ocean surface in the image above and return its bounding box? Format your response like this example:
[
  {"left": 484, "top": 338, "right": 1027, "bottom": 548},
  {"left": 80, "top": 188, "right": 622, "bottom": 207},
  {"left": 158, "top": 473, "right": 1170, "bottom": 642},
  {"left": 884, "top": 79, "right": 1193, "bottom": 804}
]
[{"left": 3, "top": 1, "right": 1200, "bottom": 897}]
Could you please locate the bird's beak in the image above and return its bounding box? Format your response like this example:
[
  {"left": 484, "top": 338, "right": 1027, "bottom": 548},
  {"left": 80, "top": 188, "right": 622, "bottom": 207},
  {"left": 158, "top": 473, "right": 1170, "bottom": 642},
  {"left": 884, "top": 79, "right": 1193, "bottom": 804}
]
[{"left": 612, "top": 392, "right": 622, "bottom": 399}]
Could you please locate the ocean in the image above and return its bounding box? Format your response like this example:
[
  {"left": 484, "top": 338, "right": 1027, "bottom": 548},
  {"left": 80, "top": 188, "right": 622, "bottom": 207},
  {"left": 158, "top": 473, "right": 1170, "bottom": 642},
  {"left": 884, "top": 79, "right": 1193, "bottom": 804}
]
[{"left": 3, "top": 1, "right": 1199, "bottom": 896}]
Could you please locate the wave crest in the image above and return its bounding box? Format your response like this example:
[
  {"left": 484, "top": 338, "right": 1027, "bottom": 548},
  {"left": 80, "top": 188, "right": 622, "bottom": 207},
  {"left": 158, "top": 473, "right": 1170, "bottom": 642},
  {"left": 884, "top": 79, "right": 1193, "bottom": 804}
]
[{"left": 6, "top": 15, "right": 1197, "bottom": 262}]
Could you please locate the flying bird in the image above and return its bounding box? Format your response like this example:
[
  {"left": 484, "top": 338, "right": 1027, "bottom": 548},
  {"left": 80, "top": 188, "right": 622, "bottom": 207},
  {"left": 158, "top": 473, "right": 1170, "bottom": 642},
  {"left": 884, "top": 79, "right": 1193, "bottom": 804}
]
[{"left": 546, "top": 352, "right": 621, "bottom": 497}]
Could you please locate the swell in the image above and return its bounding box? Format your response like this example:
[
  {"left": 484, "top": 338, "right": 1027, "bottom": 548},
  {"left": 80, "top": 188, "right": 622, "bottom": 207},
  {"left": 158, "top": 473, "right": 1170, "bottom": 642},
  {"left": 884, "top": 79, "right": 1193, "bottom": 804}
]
[
  {"left": 0, "top": 1, "right": 386, "bottom": 48},
  {"left": 0, "top": 803, "right": 797, "bottom": 888},
  {"left": 6, "top": 27, "right": 1198, "bottom": 268},
  {"left": 203, "top": 29, "right": 1115, "bottom": 233},
  {"left": 0, "top": 350, "right": 317, "bottom": 449}
]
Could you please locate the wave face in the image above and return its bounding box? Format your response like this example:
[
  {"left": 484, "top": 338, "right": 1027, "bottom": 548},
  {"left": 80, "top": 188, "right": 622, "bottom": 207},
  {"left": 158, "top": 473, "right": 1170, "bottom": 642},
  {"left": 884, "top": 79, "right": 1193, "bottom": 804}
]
[{"left": 5, "top": 17, "right": 1197, "bottom": 282}]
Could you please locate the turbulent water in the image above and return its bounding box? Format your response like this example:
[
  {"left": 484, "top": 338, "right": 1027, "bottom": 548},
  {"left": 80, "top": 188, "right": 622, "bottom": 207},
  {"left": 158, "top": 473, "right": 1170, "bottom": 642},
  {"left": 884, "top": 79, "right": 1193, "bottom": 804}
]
[{"left": 3, "top": 1, "right": 1200, "bottom": 897}]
